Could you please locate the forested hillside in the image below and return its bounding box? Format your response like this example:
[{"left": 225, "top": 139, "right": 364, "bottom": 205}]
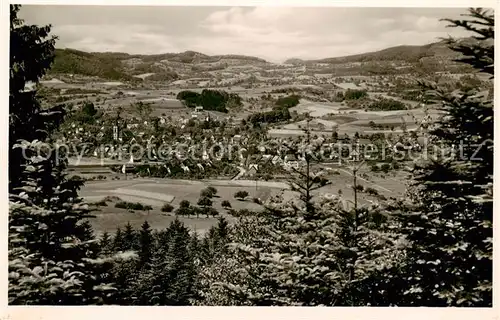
[{"left": 47, "top": 48, "right": 269, "bottom": 80}]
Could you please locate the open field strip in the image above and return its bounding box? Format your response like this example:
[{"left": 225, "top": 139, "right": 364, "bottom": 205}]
[
  {"left": 108, "top": 195, "right": 167, "bottom": 207},
  {"left": 205, "top": 179, "right": 290, "bottom": 189},
  {"left": 112, "top": 188, "right": 175, "bottom": 203},
  {"left": 290, "top": 99, "right": 343, "bottom": 117}
]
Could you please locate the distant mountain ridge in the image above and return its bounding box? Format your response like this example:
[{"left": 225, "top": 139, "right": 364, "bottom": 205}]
[
  {"left": 284, "top": 40, "right": 450, "bottom": 65},
  {"left": 48, "top": 37, "right": 483, "bottom": 80},
  {"left": 284, "top": 37, "right": 485, "bottom": 65}
]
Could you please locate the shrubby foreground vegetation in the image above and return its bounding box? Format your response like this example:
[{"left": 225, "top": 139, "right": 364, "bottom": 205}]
[{"left": 8, "top": 6, "right": 492, "bottom": 307}]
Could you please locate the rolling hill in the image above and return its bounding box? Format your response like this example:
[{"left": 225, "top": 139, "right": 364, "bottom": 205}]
[
  {"left": 288, "top": 38, "right": 487, "bottom": 65},
  {"left": 311, "top": 41, "right": 456, "bottom": 64},
  {"left": 50, "top": 48, "right": 133, "bottom": 80},
  {"left": 48, "top": 48, "right": 269, "bottom": 80}
]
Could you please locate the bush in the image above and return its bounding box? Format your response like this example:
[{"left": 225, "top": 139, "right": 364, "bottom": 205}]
[
  {"left": 197, "top": 196, "right": 213, "bottom": 207},
  {"left": 161, "top": 203, "right": 174, "bottom": 212},
  {"left": 262, "top": 174, "right": 272, "bottom": 181},
  {"left": 333, "top": 91, "right": 344, "bottom": 102},
  {"left": 115, "top": 201, "right": 151, "bottom": 211},
  {"left": 129, "top": 203, "right": 143, "bottom": 210},
  {"left": 376, "top": 194, "right": 387, "bottom": 201},
  {"left": 353, "top": 184, "right": 365, "bottom": 192},
  {"left": 115, "top": 201, "right": 128, "bottom": 209},
  {"left": 380, "top": 163, "right": 391, "bottom": 173},
  {"left": 103, "top": 195, "right": 121, "bottom": 202},
  {"left": 203, "top": 207, "right": 219, "bottom": 217},
  {"left": 179, "top": 200, "right": 190, "bottom": 208},
  {"left": 252, "top": 197, "right": 262, "bottom": 205},
  {"left": 221, "top": 200, "right": 232, "bottom": 208},
  {"left": 368, "top": 98, "right": 406, "bottom": 111},
  {"left": 82, "top": 101, "right": 97, "bottom": 117},
  {"left": 247, "top": 106, "right": 291, "bottom": 125},
  {"left": 201, "top": 186, "right": 218, "bottom": 198},
  {"left": 92, "top": 200, "right": 108, "bottom": 207},
  {"left": 275, "top": 94, "right": 300, "bottom": 108},
  {"left": 370, "top": 164, "right": 379, "bottom": 172},
  {"left": 176, "top": 205, "right": 193, "bottom": 216},
  {"left": 392, "top": 161, "right": 401, "bottom": 170},
  {"left": 365, "top": 187, "right": 379, "bottom": 196},
  {"left": 344, "top": 89, "right": 367, "bottom": 100},
  {"left": 234, "top": 190, "right": 249, "bottom": 200}
]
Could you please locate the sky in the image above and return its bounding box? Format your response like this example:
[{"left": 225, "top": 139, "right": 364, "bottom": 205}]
[{"left": 18, "top": 6, "right": 475, "bottom": 63}]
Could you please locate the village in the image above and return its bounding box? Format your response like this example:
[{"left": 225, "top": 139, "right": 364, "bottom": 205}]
[{"left": 36, "top": 71, "right": 446, "bottom": 234}]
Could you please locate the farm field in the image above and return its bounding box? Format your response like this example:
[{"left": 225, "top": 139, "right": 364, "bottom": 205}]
[
  {"left": 315, "top": 164, "right": 407, "bottom": 206},
  {"left": 81, "top": 178, "right": 286, "bottom": 235},
  {"left": 80, "top": 167, "right": 406, "bottom": 235},
  {"left": 270, "top": 99, "right": 442, "bottom": 137},
  {"left": 290, "top": 99, "right": 344, "bottom": 117}
]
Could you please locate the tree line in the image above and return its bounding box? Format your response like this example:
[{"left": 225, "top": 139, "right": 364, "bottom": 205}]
[
  {"left": 247, "top": 94, "right": 300, "bottom": 125},
  {"left": 176, "top": 89, "right": 243, "bottom": 113}
]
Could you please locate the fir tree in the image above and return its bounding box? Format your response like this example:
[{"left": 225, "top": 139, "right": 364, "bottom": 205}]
[
  {"left": 188, "top": 232, "right": 203, "bottom": 265},
  {"left": 138, "top": 221, "right": 153, "bottom": 267},
  {"left": 201, "top": 118, "right": 402, "bottom": 306},
  {"left": 112, "top": 228, "right": 124, "bottom": 252},
  {"left": 131, "top": 219, "right": 197, "bottom": 305},
  {"left": 8, "top": 6, "right": 118, "bottom": 304},
  {"left": 208, "top": 119, "right": 345, "bottom": 305},
  {"left": 99, "top": 231, "right": 112, "bottom": 255},
  {"left": 205, "top": 216, "right": 231, "bottom": 263},
  {"left": 215, "top": 216, "right": 230, "bottom": 241},
  {"left": 108, "top": 223, "right": 140, "bottom": 303},
  {"left": 9, "top": 4, "right": 62, "bottom": 192},
  {"left": 390, "top": 8, "right": 493, "bottom": 307},
  {"left": 9, "top": 142, "right": 116, "bottom": 304},
  {"left": 122, "top": 222, "right": 137, "bottom": 251}
]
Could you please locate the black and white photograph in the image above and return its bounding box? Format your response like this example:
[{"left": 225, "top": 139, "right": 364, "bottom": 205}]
[{"left": 6, "top": 1, "right": 495, "bottom": 311}]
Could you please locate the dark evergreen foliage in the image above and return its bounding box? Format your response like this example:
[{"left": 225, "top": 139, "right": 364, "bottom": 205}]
[
  {"left": 344, "top": 89, "right": 368, "bottom": 100},
  {"left": 388, "top": 7, "right": 493, "bottom": 307},
  {"left": 9, "top": 4, "right": 60, "bottom": 191},
  {"left": 368, "top": 98, "right": 407, "bottom": 111},
  {"left": 8, "top": 5, "right": 116, "bottom": 305},
  {"left": 176, "top": 89, "right": 242, "bottom": 112},
  {"left": 138, "top": 221, "right": 153, "bottom": 267}
]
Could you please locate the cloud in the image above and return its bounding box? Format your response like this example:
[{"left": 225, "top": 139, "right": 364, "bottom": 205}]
[
  {"left": 20, "top": 6, "right": 473, "bottom": 62},
  {"left": 195, "top": 7, "right": 469, "bottom": 61},
  {"left": 415, "top": 16, "right": 443, "bottom": 30},
  {"left": 52, "top": 24, "right": 181, "bottom": 53}
]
